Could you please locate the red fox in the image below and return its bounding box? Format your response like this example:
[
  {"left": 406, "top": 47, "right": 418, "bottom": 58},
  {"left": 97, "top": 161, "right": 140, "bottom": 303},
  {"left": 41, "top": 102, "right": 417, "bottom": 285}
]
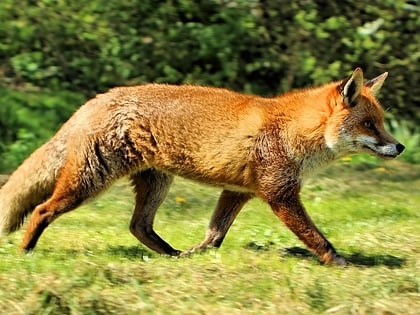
[{"left": 0, "top": 68, "right": 404, "bottom": 265}]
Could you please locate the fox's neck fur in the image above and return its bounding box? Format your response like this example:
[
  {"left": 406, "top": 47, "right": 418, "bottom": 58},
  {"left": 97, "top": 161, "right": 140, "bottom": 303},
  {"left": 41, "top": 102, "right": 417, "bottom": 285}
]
[{"left": 266, "top": 82, "right": 341, "bottom": 176}]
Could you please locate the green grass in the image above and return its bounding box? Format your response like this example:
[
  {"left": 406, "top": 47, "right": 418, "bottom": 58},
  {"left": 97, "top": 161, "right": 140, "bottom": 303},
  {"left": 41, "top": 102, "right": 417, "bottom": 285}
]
[{"left": 0, "top": 158, "right": 419, "bottom": 314}]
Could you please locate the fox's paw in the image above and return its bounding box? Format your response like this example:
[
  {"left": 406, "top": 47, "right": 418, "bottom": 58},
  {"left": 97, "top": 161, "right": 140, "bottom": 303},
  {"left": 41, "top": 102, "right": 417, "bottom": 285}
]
[
  {"left": 331, "top": 254, "right": 348, "bottom": 267},
  {"left": 324, "top": 253, "right": 348, "bottom": 267},
  {"left": 179, "top": 244, "right": 215, "bottom": 257},
  {"left": 170, "top": 249, "right": 182, "bottom": 257},
  {"left": 178, "top": 250, "right": 194, "bottom": 258},
  {"left": 320, "top": 249, "right": 348, "bottom": 267},
  {"left": 179, "top": 248, "right": 203, "bottom": 258}
]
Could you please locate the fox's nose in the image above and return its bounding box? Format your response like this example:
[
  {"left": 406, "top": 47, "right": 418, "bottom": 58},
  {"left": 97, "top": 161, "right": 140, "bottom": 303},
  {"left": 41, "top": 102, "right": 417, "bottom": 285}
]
[{"left": 396, "top": 143, "right": 405, "bottom": 154}]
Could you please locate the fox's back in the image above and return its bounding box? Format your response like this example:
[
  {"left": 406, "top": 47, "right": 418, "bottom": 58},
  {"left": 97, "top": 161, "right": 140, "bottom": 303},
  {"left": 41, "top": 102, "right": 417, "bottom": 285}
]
[{"left": 62, "top": 84, "right": 267, "bottom": 189}]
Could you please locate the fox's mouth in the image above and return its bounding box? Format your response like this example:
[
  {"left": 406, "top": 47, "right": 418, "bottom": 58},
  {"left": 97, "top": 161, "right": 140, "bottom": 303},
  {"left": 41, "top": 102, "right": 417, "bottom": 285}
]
[{"left": 362, "top": 145, "right": 398, "bottom": 159}]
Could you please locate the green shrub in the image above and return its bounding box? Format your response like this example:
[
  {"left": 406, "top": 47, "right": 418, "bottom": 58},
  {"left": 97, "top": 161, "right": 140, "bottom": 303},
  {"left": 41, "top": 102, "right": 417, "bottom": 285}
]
[{"left": 0, "top": 89, "right": 85, "bottom": 172}]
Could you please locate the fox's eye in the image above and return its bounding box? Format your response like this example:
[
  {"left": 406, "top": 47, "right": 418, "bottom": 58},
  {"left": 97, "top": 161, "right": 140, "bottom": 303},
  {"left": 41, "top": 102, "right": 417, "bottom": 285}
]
[{"left": 363, "top": 120, "right": 374, "bottom": 129}]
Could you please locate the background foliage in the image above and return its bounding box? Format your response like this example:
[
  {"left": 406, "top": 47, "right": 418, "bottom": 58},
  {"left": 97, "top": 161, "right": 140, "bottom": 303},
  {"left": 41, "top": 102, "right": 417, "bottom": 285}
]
[{"left": 0, "top": 0, "right": 419, "bottom": 171}]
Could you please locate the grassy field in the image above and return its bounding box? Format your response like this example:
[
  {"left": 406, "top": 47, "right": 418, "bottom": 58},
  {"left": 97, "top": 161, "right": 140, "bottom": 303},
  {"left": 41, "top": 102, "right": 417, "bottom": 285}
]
[{"left": 0, "top": 158, "right": 418, "bottom": 314}]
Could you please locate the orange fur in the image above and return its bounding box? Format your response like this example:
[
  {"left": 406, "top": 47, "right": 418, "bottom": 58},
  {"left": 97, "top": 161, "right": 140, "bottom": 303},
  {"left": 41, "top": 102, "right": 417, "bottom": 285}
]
[{"left": 0, "top": 68, "right": 404, "bottom": 265}]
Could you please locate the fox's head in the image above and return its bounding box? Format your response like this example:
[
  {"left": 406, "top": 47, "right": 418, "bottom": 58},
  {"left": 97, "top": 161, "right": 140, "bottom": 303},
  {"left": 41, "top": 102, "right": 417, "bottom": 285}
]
[{"left": 325, "top": 68, "right": 405, "bottom": 159}]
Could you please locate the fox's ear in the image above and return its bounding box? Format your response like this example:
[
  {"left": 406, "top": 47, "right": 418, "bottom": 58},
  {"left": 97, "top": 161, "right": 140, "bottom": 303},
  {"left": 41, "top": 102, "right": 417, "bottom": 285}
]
[
  {"left": 339, "top": 68, "right": 363, "bottom": 107},
  {"left": 364, "top": 72, "right": 388, "bottom": 96}
]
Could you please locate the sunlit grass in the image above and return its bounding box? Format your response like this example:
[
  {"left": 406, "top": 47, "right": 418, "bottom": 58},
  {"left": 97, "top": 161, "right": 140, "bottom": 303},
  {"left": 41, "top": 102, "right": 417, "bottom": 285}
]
[{"left": 0, "top": 159, "right": 419, "bottom": 314}]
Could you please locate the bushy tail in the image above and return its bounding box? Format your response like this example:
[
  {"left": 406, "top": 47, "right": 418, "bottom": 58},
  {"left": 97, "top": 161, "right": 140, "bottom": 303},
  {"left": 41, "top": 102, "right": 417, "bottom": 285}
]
[{"left": 0, "top": 139, "right": 66, "bottom": 236}]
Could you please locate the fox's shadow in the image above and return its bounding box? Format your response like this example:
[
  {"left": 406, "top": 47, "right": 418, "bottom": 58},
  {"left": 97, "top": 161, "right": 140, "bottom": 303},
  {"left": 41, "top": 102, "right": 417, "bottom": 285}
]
[
  {"left": 105, "top": 245, "right": 405, "bottom": 268},
  {"left": 106, "top": 245, "right": 152, "bottom": 259},
  {"left": 284, "top": 246, "right": 406, "bottom": 268}
]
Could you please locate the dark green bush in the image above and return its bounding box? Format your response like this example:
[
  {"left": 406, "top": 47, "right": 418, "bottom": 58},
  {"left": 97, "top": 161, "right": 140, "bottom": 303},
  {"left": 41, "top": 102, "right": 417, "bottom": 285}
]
[
  {"left": 0, "top": 89, "right": 84, "bottom": 171},
  {"left": 0, "top": 0, "right": 418, "bottom": 171}
]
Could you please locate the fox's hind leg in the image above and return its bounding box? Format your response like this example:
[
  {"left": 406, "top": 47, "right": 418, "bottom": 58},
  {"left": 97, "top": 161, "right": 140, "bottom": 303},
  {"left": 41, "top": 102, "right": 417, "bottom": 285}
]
[
  {"left": 19, "top": 166, "right": 103, "bottom": 251},
  {"left": 129, "top": 169, "right": 179, "bottom": 256},
  {"left": 19, "top": 144, "right": 122, "bottom": 252},
  {"left": 20, "top": 192, "right": 83, "bottom": 251},
  {"left": 182, "top": 190, "right": 253, "bottom": 255}
]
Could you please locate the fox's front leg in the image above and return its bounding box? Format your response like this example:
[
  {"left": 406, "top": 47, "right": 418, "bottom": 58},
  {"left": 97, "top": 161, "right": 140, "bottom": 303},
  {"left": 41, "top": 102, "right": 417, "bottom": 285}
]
[
  {"left": 183, "top": 190, "right": 253, "bottom": 255},
  {"left": 269, "top": 187, "right": 347, "bottom": 266}
]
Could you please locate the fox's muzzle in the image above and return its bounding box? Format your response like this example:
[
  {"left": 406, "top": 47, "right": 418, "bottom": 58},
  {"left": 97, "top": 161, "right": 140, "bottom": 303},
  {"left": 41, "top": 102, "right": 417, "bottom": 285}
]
[{"left": 371, "top": 142, "right": 405, "bottom": 159}]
